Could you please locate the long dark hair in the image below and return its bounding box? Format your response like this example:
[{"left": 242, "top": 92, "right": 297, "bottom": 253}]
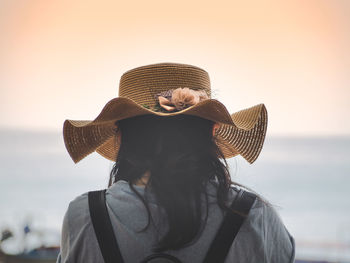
[{"left": 109, "top": 114, "right": 233, "bottom": 252}]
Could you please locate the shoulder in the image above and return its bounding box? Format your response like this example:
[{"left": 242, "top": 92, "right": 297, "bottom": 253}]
[
  {"left": 223, "top": 186, "right": 295, "bottom": 262},
  {"left": 63, "top": 192, "right": 92, "bottom": 236},
  {"left": 234, "top": 189, "right": 292, "bottom": 241},
  {"left": 258, "top": 200, "right": 295, "bottom": 262},
  {"left": 66, "top": 192, "right": 90, "bottom": 219},
  {"left": 242, "top": 194, "right": 295, "bottom": 262},
  {"left": 59, "top": 192, "right": 104, "bottom": 262}
]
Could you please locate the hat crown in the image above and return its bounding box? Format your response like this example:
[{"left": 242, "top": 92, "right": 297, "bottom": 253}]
[{"left": 119, "top": 63, "right": 211, "bottom": 108}]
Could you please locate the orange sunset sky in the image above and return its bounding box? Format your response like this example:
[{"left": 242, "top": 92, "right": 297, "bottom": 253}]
[{"left": 0, "top": 0, "right": 349, "bottom": 136}]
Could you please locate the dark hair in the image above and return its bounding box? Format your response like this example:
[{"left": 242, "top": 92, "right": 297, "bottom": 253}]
[{"left": 109, "top": 114, "right": 233, "bottom": 252}]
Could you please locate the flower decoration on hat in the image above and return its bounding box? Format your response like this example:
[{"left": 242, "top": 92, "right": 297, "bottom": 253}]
[{"left": 152, "top": 88, "right": 209, "bottom": 112}]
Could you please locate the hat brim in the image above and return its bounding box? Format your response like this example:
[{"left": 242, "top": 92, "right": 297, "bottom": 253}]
[{"left": 63, "top": 97, "right": 267, "bottom": 164}]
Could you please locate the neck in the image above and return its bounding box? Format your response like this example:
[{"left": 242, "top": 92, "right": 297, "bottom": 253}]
[{"left": 134, "top": 170, "right": 151, "bottom": 186}]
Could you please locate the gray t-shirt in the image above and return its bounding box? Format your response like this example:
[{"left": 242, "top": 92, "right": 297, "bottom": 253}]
[{"left": 57, "top": 180, "right": 295, "bottom": 263}]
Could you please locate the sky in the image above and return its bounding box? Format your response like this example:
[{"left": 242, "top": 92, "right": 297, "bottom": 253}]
[{"left": 0, "top": 0, "right": 349, "bottom": 136}]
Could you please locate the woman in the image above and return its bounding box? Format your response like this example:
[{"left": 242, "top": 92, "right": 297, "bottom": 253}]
[{"left": 57, "top": 63, "right": 295, "bottom": 263}]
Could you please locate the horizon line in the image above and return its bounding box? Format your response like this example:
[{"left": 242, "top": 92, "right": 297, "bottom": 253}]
[{"left": 0, "top": 126, "right": 349, "bottom": 138}]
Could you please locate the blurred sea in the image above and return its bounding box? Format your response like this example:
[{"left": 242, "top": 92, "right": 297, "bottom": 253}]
[{"left": 0, "top": 129, "right": 349, "bottom": 261}]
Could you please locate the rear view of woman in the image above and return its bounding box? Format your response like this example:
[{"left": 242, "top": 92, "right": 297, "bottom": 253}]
[{"left": 58, "top": 63, "right": 295, "bottom": 263}]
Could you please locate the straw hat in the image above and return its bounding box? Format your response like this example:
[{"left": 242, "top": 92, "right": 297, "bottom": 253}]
[{"left": 63, "top": 63, "right": 268, "bottom": 164}]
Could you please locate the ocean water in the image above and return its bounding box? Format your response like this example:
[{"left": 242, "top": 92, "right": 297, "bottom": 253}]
[{"left": 0, "top": 130, "right": 349, "bottom": 261}]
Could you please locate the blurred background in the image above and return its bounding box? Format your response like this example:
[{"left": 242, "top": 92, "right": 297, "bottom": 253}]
[{"left": 0, "top": 0, "right": 349, "bottom": 262}]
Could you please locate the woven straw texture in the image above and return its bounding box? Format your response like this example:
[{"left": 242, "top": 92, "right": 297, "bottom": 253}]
[{"left": 63, "top": 63, "right": 268, "bottom": 164}]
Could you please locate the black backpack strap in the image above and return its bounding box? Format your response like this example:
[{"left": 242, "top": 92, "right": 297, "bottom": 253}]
[
  {"left": 203, "top": 189, "right": 257, "bottom": 263},
  {"left": 88, "top": 190, "right": 124, "bottom": 263}
]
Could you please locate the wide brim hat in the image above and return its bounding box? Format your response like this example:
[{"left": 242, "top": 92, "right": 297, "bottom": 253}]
[{"left": 63, "top": 63, "right": 268, "bottom": 164}]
